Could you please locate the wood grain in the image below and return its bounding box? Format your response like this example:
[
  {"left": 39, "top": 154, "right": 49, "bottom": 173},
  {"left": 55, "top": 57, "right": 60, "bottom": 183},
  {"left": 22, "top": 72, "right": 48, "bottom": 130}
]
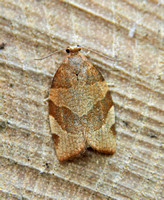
[{"left": 0, "top": 0, "right": 163, "bottom": 199}]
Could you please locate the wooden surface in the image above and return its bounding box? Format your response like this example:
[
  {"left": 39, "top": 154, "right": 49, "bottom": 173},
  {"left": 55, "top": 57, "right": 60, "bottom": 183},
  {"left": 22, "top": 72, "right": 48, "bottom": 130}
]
[{"left": 0, "top": 0, "right": 164, "bottom": 199}]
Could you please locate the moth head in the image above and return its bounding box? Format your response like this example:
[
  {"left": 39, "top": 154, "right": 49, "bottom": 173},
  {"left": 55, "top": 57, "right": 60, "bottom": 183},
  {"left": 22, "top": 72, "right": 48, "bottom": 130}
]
[{"left": 66, "top": 45, "right": 81, "bottom": 54}]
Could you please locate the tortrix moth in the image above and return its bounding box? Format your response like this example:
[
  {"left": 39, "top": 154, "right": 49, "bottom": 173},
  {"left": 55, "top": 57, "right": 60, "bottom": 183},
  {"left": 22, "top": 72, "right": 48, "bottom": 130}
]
[{"left": 49, "top": 45, "right": 116, "bottom": 161}]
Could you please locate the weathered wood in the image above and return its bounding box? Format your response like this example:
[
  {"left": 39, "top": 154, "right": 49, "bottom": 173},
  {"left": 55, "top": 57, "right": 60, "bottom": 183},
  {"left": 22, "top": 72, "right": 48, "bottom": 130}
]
[{"left": 0, "top": 0, "right": 163, "bottom": 199}]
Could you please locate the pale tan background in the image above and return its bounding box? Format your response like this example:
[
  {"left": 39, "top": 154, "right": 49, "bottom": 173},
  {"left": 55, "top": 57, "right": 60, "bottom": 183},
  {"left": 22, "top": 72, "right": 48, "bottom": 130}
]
[{"left": 0, "top": 0, "right": 164, "bottom": 199}]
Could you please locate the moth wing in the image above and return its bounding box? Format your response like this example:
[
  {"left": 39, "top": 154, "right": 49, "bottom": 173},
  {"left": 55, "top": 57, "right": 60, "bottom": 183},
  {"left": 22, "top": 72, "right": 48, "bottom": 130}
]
[
  {"left": 84, "top": 97, "right": 116, "bottom": 154},
  {"left": 82, "top": 65, "right": 116, "bottom": 154},
  {"left": 49, "top": 112, "right": 86, "bottom": 162},
  {"left": 49, "top": 63, "right": 86, "bottom": 162}
]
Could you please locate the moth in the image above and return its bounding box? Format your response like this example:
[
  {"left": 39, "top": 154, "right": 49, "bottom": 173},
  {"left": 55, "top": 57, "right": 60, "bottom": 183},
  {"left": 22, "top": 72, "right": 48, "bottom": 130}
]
[{"left": 49, "top": 45, "right": 116, "bottom": 161}]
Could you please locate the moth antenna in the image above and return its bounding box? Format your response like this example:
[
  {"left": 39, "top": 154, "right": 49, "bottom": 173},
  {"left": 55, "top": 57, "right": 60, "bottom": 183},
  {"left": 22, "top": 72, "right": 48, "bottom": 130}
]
[
  {"left": 34, "top": 49, "right": 64, "bottom": 60},
  {"left": 81, "top": 46, "right": 119, "bottom": 62}
]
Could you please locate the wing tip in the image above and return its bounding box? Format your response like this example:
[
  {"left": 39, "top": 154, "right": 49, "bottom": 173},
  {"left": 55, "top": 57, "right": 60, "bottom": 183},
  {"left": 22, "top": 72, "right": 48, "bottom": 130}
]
[{"left": 56, "top": 148, "right": 86, "bottom": 162}]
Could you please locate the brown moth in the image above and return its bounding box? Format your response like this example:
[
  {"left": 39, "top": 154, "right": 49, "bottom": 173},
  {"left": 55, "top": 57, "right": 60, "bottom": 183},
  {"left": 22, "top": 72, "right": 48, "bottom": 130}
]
[{"left": 49, "top": 45, "right": 116, "bottom": 161}]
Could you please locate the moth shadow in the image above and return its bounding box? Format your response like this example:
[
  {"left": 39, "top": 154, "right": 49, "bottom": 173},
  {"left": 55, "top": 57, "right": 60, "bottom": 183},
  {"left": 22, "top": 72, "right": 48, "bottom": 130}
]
[{"left": 59, "top": 147, "right": 112, "bottom": 166}]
